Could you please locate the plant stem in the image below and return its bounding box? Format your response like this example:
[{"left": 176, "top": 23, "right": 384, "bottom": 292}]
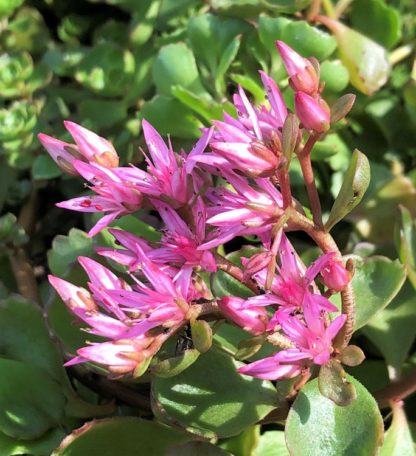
[
  {"left": 321, "top": 0, "right": 336, "bottom": 18},
  {"left": 333, "top": 0, "right": 353, "bottom": 18},
  {"left": 8, "top": 246, "right": 40, "bottom": 303},
  {"left": 214, "top": 252, "right": 259, "bottom": 293},
  {"left": 288, "top": 208, "right": 355, "bottom": 346},
  {"left": 68, "top": 365, "right": 152, "bottom": 412},
  {"left": 297, "top": 134, "right": 323, "bottom": 228},
  {"left": 306, "top": 0, "right": 322, "bottom": 21},
  {"left": 374, "top": 367, "right": 416, "bottom": 408},
  {"left": 277, "top": 167, "right": 292, "bottom": 209}
]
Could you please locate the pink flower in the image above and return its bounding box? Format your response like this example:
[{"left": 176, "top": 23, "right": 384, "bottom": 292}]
[
  {"left": 294, "top": 92, "right": 330, "bottom": 133},
  {"left": 192, "top": 77, "right": 287, "bottom": 178},
  {"left": 38, "top": 121, "right": 119, "bottom": 173},
  {"left": 321, "top": 258, "right": 351, "bottom": 291},
  {"left": 38, "top": 134, "right": 81, "bottom": 175},
  {"left": 56, "top": 160, "right": 143, "bottom": 236},
  {"left": 64, "top": 121, "right": 119, "bottom": 167},
  {"left": 219, "top": 296, "right": 270, "bottom": 335},
  {"left": 249, "top": 234, "right": 338, "bottom": 313},
  {"left": 200, "top": 171, "right": 284, "bottom": 249},
  {"left": 239, "top": 299, "right": 346, "bottom": 380},
  {"left": 276, "top": 41, "right": 319, "bottom": 95},
  {"left": 119, "top": 120, "right": 213, "bottom": 208},
  {"left": 48, "top": 252, "right": 199, "bottom": 373}
]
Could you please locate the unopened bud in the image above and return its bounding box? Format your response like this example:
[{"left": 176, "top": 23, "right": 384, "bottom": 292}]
[
  {"left": 321, "top": 259, "right": 351, "bottom": 291},
  {"left": 276, "top": 41, "right": 320, "bottom": 95},
  {"left": 295, "top": 92, "right": 330, "bottom": 133}
]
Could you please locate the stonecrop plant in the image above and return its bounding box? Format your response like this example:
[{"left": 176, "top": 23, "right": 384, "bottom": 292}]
[{"left": 35, "top": 39, "right": 392, "bottom": 454}]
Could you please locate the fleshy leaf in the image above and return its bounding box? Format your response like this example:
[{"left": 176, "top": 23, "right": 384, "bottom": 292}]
[
  {"left": 319, "top": 17, "right": 390, "bottom": 95},
  {"left": 52, "top": 418, "right": 193, "bottom": 455},
  {"left": 152, "top": 348, "right": 278, "bottom": 438},
  {"left": 325, "top": 149, "right": 370, "bottom": 231},
  {"left": 379, "top": 403, "right": 415, "bottom": 456},
  {"left": 363, "top": 281, "right": 416, "bottom": 372},
  {"left": 0, "top": 359, "right": 65, "bottom": 440},
  {"left": 331, "top": 255, "right": 406, "bottom": 331},
  {"left": 253, "top": 430, "right": 289, "bottom": 456},
  {"left": 318, "top": 360, "right": 357, "bottom": 407},
  {"left": 286, "top": 376, "right": 384, "bottom": 456}
]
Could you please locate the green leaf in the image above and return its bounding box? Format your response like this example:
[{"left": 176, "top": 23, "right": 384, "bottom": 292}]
[
  {"left": 347, "top": 361, "right": 389, "bottom": 394},
  {"left": 75, "top": 44, "right": 135, "bottom": 97},
  {"left": 140, "top": 95, "right": 204, "bottom": 139},
  {"left": 52, "top": 418, "right": 193, "bottom": 455},
  {"left": 209, "top": 0, "right": 262, "bottom": 18},
  {"left": 286, "top": 376, "right": 384, "bottom": 456},
  {"left": 32, "top": 155, "right": 62, "bottom": 180},
  {"left": 331, "top": 255, "right": 406, "bottom": 331},
  {"left": 219, "top": 426, "right": 259, "bottom": 456},
  {"left": 253, "top": 430, "right": 289, "bottom": 456},
  {"left": 99, "top": 213, "right": 161, "bottom": 245},
  {"left": 215, "top": 35, "right": 242, "bottom": 95},
  {"left": 395, "top": 206, "right": 416, "bottom": 289},
  {"left": 153, "top": 43, "right": 208, "bottom": 98},
  {"left": 191, "top": 320, "right": 213, "bottom": 354},
  {"left": 78, "top": 99, "right": 128, "bottom": 129},
  {"left": 0, "top": 295, "right": 64, "bottom": 381},
  {"left": 47, "top": 228, "right": 93, "bottom": 277},
  {"left": 318, "top": 360, "right": 357, "bottom": 407},
  {"left": 380, "top": 403, "right": 415, "bottom": 456},
  {"left": 363, "top": 281, "right": 416, "bottom": 371},
  {"left": 151, "top": 349, "right": 201, "bottom": 378},
  {"left": 152, "top": 348, "right": 278, "bottom": 438},
  {"left": 187, "top": 13, "right": 249, "bottom": 75},
  {"left": 171, "top": 86, "right": 223, "bottom": 123},
  {"left": 0, "top": 359, "right": 66, "bottom": 440},
  {"left": 167, "top": 441, "right": 231, "bottom": 455},
  {"left": 0, "top": 0, "right": 24, "bottom": 19},
  {"left": 211, "top": 270, "right": 254, "bottom": 299},
  {"left": 319, "top": 17, "right": 390, "bottom": 95},
  {"left": 0, "top": 428, "right": 65, "bottom": 456},
  {"left": 320, "top": 60, "right": 349, "bottom": 93},
  {"left": 282, "top": 20, "right": 337, "bottom": 60},
  {"left": 325, "top": 149, "right": 371, "bottom": 231},
  {"left": 311, "top": 133, "right": 350, "bottom": 162},
  {"left": 350, "top": 0, "right": 402, "bottom": 49}
]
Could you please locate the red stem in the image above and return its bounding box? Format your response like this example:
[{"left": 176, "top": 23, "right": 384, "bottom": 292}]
[{"left": 297, "top": 134, "right": 323, "bottom": 228}]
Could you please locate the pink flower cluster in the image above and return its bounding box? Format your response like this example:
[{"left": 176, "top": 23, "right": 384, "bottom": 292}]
[{"left": 40, "top": 42, "right": 350, "bottom": 380}]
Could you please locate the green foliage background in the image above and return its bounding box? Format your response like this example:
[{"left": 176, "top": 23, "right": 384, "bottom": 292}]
[{"left": 0, "top": 0, "right": 416, "bottom": 454}]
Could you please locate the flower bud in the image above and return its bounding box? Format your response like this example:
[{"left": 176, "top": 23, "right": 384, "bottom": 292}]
[
  {"left": 295, "top": 92, "right": 330, "bottom": 133},
  {"left": 276, "top": 40, "right": 320, "bottom": 95},
  {"left": 321, "top": 259, "right": 351, "bottom": 291},
  {"left": 64, "top": 120, "right": 119, "bottom": 167},
  {"left": 219, "top": 297, "right": 268, "bottom": 335},
  {"left": 38, "top": 133, "right": 80, "bottom": 175}
]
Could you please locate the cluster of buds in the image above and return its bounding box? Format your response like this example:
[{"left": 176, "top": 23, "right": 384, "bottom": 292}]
[{"left": 40, "top": 41, "right": 353, "bottom": 381}]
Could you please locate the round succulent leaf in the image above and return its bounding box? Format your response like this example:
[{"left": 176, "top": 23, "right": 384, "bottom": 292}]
[
  {"left": 0, "top": 295, "right": 64, "bottom": 381},
  {"left": 286, "top": 376, "right": 384, "bottom": 456},
  {"left": 320, "top": 60, "right": 349, "bottom": 93},
  {"left": 350, "top": 0, "right": 402, "bottom": 49},
  {"left": 32, "top": 155, "right": 62, "bottom": 180},
  {"left": 153, "top": 43, "right": 209, "bottom": 98},
  {"left": 140, "top": 95, "right": 204, "bottom": 139},
  {"left": 0, "top": 427, "right": 65, "bottom": 456},
  {"left": 219, "top": 425, "right": 260, "bottom": 455},
  {"left": 0, "top": 359, "right": 66, "bottom": 440},
  {"left": 152, "top": 348, "right": 278, "bottom": 438},
  {"left": 253, "top": 430, "right": 289, "bottom": 456},
  {"left": 52, "top": 418, "right": 193, "bottom": 456},
  {"left": 320, "top": 18, "right": 390, "bottom": 95},
  {"left": 167, "top": 441, "right": 232, "bottom": 455},
  {"left": 363, "top": 281, "right": 416, "bottom": 371},
  {"left": 281, "top": 20, "right": 337, "bottom": 60},
  {"left": 47, "top": 228, "right": 93, "bottom": 277},
  {"left": 379, "top": 403, "right": 415, "bottom": 456}
]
